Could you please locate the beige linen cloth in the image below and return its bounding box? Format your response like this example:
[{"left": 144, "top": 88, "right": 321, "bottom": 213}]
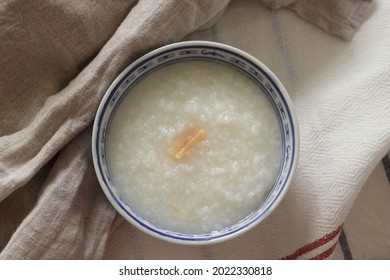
[{"left": 0, "top": 0, "right": 381, "bottom": 259}]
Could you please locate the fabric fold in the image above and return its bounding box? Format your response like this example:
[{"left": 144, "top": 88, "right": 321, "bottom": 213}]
[
  {"left": 288, "top": 0, "right": 373, "bottom": 40},
  {"left": 0, "top": 126, "right": 115, "bottom": 259},
  {"left": 0, "top": 0, "right": 231, "bottom": 259},
  {"left": 259, "top": 0, "right": 373, "bottom": 39}
]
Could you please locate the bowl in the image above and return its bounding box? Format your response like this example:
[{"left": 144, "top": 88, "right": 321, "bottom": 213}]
[{"left": 92, "top": 41, "right": 299, "bottom": 244}]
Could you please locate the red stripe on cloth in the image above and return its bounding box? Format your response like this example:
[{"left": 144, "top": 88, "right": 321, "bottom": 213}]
[
  {"left": 309, "top": 242, "right": 338, "bottom": 260},
  {"left": 281, "top": 224, "right": 343, "bottom": 260}
]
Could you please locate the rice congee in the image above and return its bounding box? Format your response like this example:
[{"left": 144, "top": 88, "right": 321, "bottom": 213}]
[{"left": 107, "top": 60, "right": 282, "bottom": 234}]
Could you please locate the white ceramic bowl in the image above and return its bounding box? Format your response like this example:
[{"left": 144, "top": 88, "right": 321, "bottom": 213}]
[{"left": 92, "top": 41, "right": 299, "bottom": 244}]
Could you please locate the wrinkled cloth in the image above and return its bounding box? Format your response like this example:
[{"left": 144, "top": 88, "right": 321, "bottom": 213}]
[
  {"left": 0, "top": 0, "right": 379, "bottom": 260},
  {"left": 0, "top": 0, "right": 230, "bottom": 259},
  {"left": 262, "top": 0, "right": 372, "bottom": 39}
]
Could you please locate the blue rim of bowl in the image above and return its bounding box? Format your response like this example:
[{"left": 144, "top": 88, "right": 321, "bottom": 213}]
[{"left": 92, "top": 41, "right": 299, "bottom": 244}]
